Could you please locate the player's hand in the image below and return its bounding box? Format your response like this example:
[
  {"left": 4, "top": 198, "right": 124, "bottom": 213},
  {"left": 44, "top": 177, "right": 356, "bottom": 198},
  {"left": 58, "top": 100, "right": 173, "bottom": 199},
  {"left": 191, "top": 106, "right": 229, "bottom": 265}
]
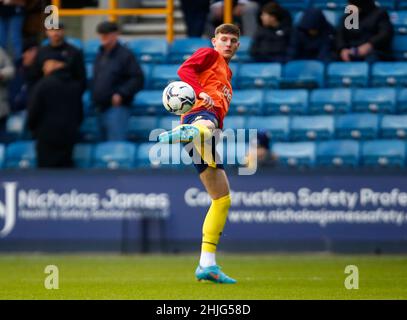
[
  {"left": 112, "top": 93, "right": 122, "bottom": 106},
  {"left": 199, "top": 92, "right": 214, "bottom": 109}
]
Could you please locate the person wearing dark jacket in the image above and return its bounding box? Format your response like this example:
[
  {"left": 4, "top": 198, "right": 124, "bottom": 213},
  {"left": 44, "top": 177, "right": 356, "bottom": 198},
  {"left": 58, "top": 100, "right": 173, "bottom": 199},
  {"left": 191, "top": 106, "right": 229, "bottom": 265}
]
[
  {"left": 27, "top": 52, "right": 83, "bottom": 168},
  {"left": 249, "top": 2, "right": 291, "bottom": 62},
  {"left": 27, "top": 23, "right": 86, "bottom": 93},
  {"left": 288, "top": 8, "right": 335, "bottom": 62},
  {"left": 337, "top": 0, "right": 394, "bottom": 62},
  {"left": 92, "top": 21, "right": 144, "bottom": 141}
]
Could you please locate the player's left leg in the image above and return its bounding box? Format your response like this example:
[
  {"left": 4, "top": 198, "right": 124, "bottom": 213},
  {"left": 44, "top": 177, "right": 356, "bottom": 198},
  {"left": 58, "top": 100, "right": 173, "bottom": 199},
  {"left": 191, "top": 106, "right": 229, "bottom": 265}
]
[
  {"left": 195, "top": 167, "right": 236, "bottom": 284},
  {"left": 158, "top": 119, "right": 214, "bottom": 144}
]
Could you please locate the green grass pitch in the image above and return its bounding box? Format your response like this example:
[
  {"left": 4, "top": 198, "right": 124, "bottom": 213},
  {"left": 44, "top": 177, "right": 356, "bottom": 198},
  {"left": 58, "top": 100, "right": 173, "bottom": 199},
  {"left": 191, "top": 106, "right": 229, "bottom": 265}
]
[{"left": 0, "top": 253, "right": 406, "bottom": 299}]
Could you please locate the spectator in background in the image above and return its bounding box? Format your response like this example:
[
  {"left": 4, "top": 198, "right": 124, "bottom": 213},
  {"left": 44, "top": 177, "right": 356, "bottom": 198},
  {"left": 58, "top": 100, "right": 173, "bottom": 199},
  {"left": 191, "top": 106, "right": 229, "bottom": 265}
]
[
  {"left": 0, "top": 0, "right": 26, "bottom": 59},
  {"left": 27, "top": 52, "right": 83, "bottom": 168},
  {"left": 337, "top": 0, "right": 394, "bottom": 62},
  {"left": 208, "top": 0, "right": 260, "bottom": 37},
  {"left": 180, "top": 0, "right": 210, "bottom": 37},
  {"left": 8, "top": 38, "right": 38, "bottom": 114},
  {"left": 92, "top": 21, "right": 144, "bottom": 141},
  {"left": 0, "top": 46, "right": 14, "bottom": 140},
  {"left": 245, "top": 131, "right": 277, "bottom": 170},
  {"left": 288, "top": 8, "right": 335, "bottom": 62},
  {"left": 249, "top": 2, "right": 291, "bottom": 62},
  {"left": 27, "top": 23, "right": 86, "bottom": 93}
]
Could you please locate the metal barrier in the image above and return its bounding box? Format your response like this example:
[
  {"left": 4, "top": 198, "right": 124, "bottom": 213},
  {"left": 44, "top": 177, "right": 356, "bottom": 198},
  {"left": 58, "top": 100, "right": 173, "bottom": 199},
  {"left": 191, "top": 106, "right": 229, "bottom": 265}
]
[
  {"left": 51, "top": 0, "right": 175, "bottom": 42},
  {"left": 50, "top": 0, "right": 234, "bottom": 43}
]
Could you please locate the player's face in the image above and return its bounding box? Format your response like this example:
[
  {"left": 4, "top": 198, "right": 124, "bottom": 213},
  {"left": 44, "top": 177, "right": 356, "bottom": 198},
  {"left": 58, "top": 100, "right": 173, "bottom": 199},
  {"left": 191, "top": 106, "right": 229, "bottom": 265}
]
[{"left": 212, "top": 33, "right": 240, "bottom": 62}]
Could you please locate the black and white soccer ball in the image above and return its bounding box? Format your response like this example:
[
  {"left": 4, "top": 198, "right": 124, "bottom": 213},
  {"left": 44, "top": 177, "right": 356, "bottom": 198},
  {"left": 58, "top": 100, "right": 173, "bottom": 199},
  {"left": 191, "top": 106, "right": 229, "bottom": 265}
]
[{"left": 162, "top": 81, "right": 196, "bottom": 115}]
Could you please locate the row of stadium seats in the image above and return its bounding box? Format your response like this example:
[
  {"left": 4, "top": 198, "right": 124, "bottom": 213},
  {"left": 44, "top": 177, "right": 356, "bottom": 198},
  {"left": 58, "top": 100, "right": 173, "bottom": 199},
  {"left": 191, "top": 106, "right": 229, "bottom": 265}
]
[
  {"left": 281, "top": 0, "right": 405, "bottom": 10},
  {"left": 64, "top": 34, "right": 407, "bottom": 64},
  {"left": 1, "top": 139, "right": 406, "bottom": 169},
  {"left": 4, "top": 112, "right": 407, "bottom": 144},
  {"left": 85, "top": 61, "right": 407, "bottom": 91},
  {"left": 82, "top": 88, "right": 407, "bottom": 116}
]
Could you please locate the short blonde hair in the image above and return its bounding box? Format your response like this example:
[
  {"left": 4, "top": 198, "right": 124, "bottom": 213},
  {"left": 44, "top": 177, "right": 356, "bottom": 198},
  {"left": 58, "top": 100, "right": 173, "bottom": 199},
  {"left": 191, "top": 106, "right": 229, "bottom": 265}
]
[{"left": 214, "top": 24, "right": 240, "bottom": 38}]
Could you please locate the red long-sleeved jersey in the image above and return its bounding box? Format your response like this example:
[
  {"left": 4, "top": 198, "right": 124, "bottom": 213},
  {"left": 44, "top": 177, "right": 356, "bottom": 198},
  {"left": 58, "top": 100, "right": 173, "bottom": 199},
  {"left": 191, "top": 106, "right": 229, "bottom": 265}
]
[{"left": 177, "top": 48, "right": 233, "bottom": 129}]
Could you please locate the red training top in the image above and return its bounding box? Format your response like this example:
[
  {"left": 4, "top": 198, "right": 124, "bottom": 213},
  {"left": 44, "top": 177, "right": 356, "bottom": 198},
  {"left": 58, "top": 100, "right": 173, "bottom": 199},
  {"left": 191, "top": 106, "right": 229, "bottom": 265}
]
[{"left": 177, "top": 48, "right": 233, "bottom": 129}]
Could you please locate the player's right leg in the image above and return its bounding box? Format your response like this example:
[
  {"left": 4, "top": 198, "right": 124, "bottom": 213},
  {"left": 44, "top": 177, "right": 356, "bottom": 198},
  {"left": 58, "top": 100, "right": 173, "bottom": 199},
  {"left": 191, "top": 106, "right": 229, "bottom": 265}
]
[{"left": 195, "top": 167, "right": 237, "bottom": 284}]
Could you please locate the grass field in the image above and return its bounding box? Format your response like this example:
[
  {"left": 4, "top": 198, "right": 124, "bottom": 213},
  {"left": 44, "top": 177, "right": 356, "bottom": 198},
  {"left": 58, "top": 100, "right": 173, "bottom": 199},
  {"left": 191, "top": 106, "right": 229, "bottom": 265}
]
[{"left": 0, "top": 253, "right": 406, "bottom": 299}]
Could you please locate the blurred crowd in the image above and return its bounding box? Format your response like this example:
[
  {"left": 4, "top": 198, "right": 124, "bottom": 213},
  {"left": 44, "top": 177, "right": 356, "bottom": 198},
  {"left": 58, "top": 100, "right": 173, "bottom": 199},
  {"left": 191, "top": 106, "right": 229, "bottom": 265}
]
[{"left": 0, "top": 0, "right": 398, "bottom": 168}]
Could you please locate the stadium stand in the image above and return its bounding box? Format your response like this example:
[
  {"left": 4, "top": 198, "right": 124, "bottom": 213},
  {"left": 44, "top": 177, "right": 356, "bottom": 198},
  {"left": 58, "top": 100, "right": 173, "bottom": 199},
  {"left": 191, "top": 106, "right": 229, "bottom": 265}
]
[
  {"left": 127, "top": 38, "right": 168, "bottom": 64},
  {"left": 0, "top": 143, "right": 4, "bottom": 168},
  {"left": 326, "top": 62, "right": 370, "bottom": 87},
  {"left": 167, "top": 38, "right": 211, "bottom": 63},
  {"left": 4, "top": 141, "right": 36, "bottom": 169},
  {"left": 264, "top": 89, "right": 309, "bottom": 114},
  {"left": 362, "top": 139, "right": 406, "bottom": 167},
  {"left": 352, "top": 88, "right": 397, "bottom": 113},
  {"left": 236, "top": 63, "right": 281, "bottom": 89},
  {"left": 309, "top": 88, "right": 352, "bottom": 114},
  {"left": 246, "top": 116, "right": 290, "bottom": 141},
  {"left": 272, "top": 141, "right": 316, "bottom": 167},
  {"left": 281, "top": 60, "right": 325, "bottom": 89},
  {"left": 380, "top": 114, "right": 407, "bottom": 138},
  {"left": 228, "top": 89, "right": 263, "bottom": 115},
  {"left": 290, "top": 115, "right": 335, "bottom": 141},
  {"left": 73, "top": 143, "right": 94, "bottom": 169},
  {"left": 93, "top": 142, "right": 137, "bottom": 169},
  {"left": 316, "top": 140, "right": 360, "bottom": 167},
  {"left": 335, "top": 113, "right": 380, "bottom": 140}
]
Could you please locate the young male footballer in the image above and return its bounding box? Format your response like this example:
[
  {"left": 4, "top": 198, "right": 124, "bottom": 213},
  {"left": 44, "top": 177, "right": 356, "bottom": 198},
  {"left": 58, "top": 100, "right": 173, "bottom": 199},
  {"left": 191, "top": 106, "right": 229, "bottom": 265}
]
[{"left": 159, "top": 24, "right": 240, "bottom": 284}]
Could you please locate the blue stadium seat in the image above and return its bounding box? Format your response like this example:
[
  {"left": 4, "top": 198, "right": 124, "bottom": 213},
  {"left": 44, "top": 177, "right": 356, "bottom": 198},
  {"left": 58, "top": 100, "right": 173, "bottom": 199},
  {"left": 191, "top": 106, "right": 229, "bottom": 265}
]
[
  {"left": 281, "top": 0, "right": 310, "bottom": 10},
  {"left": 85, "top": 62, "right": 93, "bottom": 84},
  {"left": 316, "top": 140, "right": 360, "bottom": 167},
  {"left": 127, "top": 38, "right": 168, "bottom": 63},
  {"left": 272, "top": 142, "right": 316, "bottom": 167},
  {"left": 229, "top": 62, "right": 239, "bottom": 87},
  {"left": 140, "top": 63, "right": 152, "bottom": 89},
  {"left": 5, "top": 141, "right": 36, "bottom": 168},
  {"left": 157, "top": 115, "right": 181, "bottom": 131},
  {"left": 93, "top": 142, "right": 137, "bottom": 169},
  {"left": 264, "top": 89, "right": 309, "bottom": 114},
  {"left": 73, "top": 143, "right": 94, "bottom": 168},
  {"left": 392, "top": 35, "right": 407, "bottom": 60},
  {"left": 397, "top": 88, "right": 407, "bottom": 112},
  {"left": 220, "top": 141, "right": 249, "bottom": 167},
  {"left": 0, "top": 143, "right": 4, "bottom": 168},
  {"left": 229, "top": 90, "right": 263, "bottom": 115},
  {"left": 327, "top": 62, "right": 369, "bottom": 87},
  {"left": 150, "top": 64, "right": 180, "bottom": 89},
  {"left": 136, "top": 142, "right": 188, "bottom": 169},
  {"left": 83, "top": 39, "right": 100, "bottom": 63},
  {"left": 247, "top": 116, "right": 290, "bottom": 141},
  {"left": 362, "top": 140, "right": 406, "bottom": 167},
  {"left": 82, "top": 90, "right": 95, "bottom": 116},
  {"left": 223, "top": 116, "right": 246, "bottom": 130},
  {"left": 79, "top": 116, "right": 103, "bottom": 142},
  {"left": 236, "top": 63, "right": 281, "bottom": 89},
  {"left": 231, "top": 36, "right": 252, "bottom": 62},
  {"left": 168, "top": 38, "right": 211, "bottom": 63},
  {"left": 371, "top": 62, "right": 407, "bottom": 86},
  {"left": 352, "top": 88, "right": 397, "bottom": 113},
  {"left": 380, "top": 114, "right": 407, "bottom": 139},
  {"left": 294, "top": 10, "right": 342, "bottom": 27},
  {"left": 400, "top": 0, "right": 407, "bottom": 9},
  {"left": 5, "top": 112, "right": 27, "bottom": 142},
  {"left": 132, "top": 90, "right": 166, "bottom": 115},
  {"left": 335, "top": 113, "right": 380, "bottom": 140},
  {"left": 390, "top": 10, "right": 407, "bottom": 34},
  {"left": 309, "top": 88, "right": 352, "bottom": 114},
  {"left": 290, "top": 115, "right": 335, "bottom": 141},
  {"left": 312, "top": 0, "right": 347, "bottom": 9},
  {"left": 127, "top": 116, "right": 158, "bottom": 141},
  {"left": 281, "top": 60, "right": 324, "bottom": 89},
  {"left": 377, "top": 0, "right": 397, "bottom": 9}
]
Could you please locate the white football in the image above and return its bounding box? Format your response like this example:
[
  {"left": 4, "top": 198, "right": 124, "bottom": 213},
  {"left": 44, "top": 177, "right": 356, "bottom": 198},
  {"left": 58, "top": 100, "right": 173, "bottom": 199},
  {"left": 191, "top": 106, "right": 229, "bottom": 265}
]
[{"left": 162, "top": 81, "right": 196, "bottom": 115}]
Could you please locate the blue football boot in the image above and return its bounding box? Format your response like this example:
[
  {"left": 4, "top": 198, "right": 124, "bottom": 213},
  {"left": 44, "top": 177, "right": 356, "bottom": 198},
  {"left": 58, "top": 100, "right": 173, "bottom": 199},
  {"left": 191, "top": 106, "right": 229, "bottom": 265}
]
[
  {"left": 195, "top": 265, "right": 237, "bottom": 284},
  {"left": 158, "top": 124, "right": 199, "bottom": 144}
]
